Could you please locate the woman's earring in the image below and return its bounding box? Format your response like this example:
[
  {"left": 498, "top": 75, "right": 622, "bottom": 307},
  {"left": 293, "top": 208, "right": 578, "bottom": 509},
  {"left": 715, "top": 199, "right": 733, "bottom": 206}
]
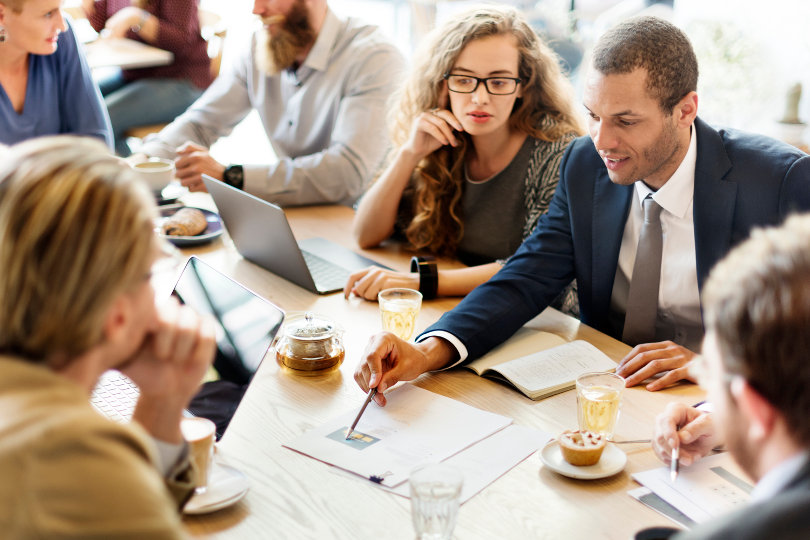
[{"left": 0, "top": 26, "right": 6, "bottom": 43}]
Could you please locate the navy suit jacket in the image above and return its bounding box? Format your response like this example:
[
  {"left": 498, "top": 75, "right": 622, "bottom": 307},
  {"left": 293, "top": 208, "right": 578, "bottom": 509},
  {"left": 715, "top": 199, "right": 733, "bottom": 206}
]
[{"left": 423, "top": 117, "right": 810, "bottom": 361}]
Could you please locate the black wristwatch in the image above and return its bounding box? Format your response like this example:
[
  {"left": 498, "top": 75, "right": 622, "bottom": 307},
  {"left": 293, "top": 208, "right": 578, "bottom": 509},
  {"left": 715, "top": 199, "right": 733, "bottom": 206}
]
[
  {"left": 223, "top": 165, "right": 244, "bottom": 190},
  {"left": 410, "top": 255, "right": 438, "bottom": 299}
]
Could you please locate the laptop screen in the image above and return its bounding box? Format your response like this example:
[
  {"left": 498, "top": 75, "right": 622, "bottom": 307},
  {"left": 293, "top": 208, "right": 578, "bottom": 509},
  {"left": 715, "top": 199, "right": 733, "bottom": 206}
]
[{"left": 174, "top": 257, "right": 284, "bottom": 439}]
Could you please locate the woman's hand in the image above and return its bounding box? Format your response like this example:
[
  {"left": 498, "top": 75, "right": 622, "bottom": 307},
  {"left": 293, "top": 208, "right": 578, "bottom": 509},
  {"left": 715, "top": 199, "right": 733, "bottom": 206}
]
[
  {"left": 344, "top": 266, "right": 420, "bottom": 301},
  {"left": 402, "top": 107, "right": 464, "bottom": 161}
]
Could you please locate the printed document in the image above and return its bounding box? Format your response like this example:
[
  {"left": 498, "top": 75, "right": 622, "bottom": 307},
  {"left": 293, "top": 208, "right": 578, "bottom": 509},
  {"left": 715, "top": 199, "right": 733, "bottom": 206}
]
[
  {"left": 284, "top": 384, "right": 513, "bottom": 488},
  {"left": 631, "top": 452, "right": 753, "bottom": 524}
]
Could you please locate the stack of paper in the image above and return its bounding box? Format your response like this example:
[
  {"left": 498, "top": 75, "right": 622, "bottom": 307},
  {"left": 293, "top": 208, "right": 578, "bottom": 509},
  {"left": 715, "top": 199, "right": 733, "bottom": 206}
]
[
  {"left": 284, "top": 384, "right": 550, "bottom": 501},
  {"left": 630, "top": 453, "right": 753, "bottom": 526}
]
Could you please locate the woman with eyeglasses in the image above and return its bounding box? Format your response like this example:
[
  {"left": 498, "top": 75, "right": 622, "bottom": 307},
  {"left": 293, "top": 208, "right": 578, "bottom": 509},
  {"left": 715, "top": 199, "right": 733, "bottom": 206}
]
[{"left": 344, "top": 5, "right": 583, "bottom": 307}]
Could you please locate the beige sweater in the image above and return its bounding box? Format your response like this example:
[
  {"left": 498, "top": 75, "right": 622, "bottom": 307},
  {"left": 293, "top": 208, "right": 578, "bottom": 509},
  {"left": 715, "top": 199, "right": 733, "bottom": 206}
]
[{"left": 0, "top": 356, "right": 193, "bottom": 539}]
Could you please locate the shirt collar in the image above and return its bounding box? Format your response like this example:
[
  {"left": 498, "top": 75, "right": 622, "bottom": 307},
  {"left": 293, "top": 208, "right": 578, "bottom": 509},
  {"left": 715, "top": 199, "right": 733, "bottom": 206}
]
[
  {"left": 750, "top": 451, "right": 810, "bottom": 503},
  {"left": 634, "top": 124, "right": 697, "bottom": 219},
  {"left": 300, "top": 8, "right": 340, "bottom": 72}
]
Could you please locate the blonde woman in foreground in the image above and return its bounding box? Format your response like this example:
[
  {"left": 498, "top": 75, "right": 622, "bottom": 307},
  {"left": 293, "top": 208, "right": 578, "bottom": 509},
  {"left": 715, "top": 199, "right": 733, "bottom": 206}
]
[
  {"left": 345, "top": 5, "right": 582, "bottom": 305},
  {"left": 0, "top": 136, "right": 215, "bottom": 538}
]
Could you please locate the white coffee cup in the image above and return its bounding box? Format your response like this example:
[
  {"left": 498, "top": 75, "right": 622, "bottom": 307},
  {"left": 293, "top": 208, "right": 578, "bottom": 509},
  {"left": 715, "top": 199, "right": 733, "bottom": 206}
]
[
  {"left": 131, "top": 157, "right": 175, "bottom": 193},
  {"left": 180, "top": 416, "right": 216, "bottom": 494}
]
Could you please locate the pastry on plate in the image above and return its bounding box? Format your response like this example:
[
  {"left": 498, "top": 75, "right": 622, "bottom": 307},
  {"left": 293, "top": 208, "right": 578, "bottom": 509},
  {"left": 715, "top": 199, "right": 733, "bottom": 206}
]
[
  {"left": 162, "top": 208, "right": 207, "bottom": 236},
  {"left": 558, "top": 429, "right": 606, "bottom": 466}
]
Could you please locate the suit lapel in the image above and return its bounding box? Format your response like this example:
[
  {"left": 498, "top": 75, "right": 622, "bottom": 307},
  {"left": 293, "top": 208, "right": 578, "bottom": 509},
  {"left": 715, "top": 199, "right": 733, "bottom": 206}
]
[
  {"left": 591, "top": 169, "right": 632, "bottom": 323},
  {"left": 693, "top": 118, "right": 736, "bottom": 291}
]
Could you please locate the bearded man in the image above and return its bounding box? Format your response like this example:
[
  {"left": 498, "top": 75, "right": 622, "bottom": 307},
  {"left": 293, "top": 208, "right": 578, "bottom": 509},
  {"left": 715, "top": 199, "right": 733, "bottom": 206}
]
[{"left": 138, "top": 0, "right": 405, "bottom": 207}]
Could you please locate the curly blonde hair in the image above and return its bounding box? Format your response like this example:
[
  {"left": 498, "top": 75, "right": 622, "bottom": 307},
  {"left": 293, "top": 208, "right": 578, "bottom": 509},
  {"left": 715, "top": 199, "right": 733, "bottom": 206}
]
[{"left": 390, "top": 5, "right": 583, "bottom": 256}]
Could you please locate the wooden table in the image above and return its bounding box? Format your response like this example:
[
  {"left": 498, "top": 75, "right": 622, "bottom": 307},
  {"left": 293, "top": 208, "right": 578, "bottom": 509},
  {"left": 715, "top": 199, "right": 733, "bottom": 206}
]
[
  {"left": 174, "top": 195, "right": 703, "bottom": 539},
  {"left": 83, "top": 37, "right": 173, "bottom": 70}
]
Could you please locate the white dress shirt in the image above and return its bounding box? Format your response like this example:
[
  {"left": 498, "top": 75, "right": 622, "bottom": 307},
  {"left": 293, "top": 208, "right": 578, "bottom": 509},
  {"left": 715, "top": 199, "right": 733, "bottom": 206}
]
[
  {"left": 141, "top": 10, "right": 405, "bottom": 207},
  {"left": 610, "top": 126, "right": 703, "bottom": 350}
]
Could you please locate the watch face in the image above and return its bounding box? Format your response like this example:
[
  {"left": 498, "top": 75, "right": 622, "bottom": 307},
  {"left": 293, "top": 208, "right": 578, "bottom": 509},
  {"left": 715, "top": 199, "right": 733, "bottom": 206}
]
[{"left": 225, "top": 166, "right": 244, "bottom": 188}]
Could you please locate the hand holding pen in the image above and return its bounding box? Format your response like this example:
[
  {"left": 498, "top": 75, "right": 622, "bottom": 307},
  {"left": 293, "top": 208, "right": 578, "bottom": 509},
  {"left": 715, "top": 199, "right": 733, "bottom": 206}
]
[{"left": 653, "top": 402, "right": 722, "bottom": 472}]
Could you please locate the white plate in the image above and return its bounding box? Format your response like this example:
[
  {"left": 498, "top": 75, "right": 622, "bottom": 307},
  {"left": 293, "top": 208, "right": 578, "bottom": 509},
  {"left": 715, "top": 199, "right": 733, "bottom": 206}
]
[
  {"left": 540, "top": 440, "right": 627, "bottom": 480},
  {"left": 183, "top": 462, "right": 249, "bottom": 515}
]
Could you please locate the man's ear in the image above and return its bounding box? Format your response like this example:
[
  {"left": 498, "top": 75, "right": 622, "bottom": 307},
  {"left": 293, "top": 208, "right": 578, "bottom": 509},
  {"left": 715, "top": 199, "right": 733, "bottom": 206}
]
[
  {"left": 674, "top": 91, "right": 698, "bottom": 127},
  {"left": 730, "top": 377, "right": 777, "bottom": 442}
]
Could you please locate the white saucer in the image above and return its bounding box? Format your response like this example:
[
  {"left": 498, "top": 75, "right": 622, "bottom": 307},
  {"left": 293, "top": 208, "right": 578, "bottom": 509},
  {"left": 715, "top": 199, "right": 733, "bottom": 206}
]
[
  {"left": 540, "top": 440, "right": 627, "bottom": 480},
  {"left": 183, "top": 462, "right": 249, "bottom": 515}
]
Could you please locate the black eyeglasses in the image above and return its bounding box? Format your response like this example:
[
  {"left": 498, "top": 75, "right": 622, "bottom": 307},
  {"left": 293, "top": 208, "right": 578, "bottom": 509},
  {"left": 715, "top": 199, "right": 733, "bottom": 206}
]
[{"left": 443, "top": 73, "right": 522, "bottom": 95}]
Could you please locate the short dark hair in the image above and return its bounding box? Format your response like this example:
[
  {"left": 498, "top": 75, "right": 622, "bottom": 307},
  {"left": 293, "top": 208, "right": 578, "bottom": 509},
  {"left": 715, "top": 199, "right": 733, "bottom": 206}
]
[
  {"left": 703, "top": 214, "right": 810, "bottom": 448},
  {"left": 591, "top": 16, "right": 698, "bottom": 112}
]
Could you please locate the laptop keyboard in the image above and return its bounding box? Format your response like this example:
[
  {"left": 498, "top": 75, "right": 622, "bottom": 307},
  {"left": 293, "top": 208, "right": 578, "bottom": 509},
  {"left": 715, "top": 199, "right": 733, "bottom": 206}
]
[
  {"left": 302, "top": 250, "right": 351, "bottom": 292},
  {"left": 91, "top": 371, "right": 138, "bottom": 423}
]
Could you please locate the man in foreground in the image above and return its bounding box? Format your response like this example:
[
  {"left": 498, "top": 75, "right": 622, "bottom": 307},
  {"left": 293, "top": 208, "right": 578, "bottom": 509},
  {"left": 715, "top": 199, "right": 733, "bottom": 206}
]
[
  {"left": 139, "top": 0, "right": 404, "bottom": 206},
  {"left": 650, "top": 214, "right": 810, "bottom": 539}
]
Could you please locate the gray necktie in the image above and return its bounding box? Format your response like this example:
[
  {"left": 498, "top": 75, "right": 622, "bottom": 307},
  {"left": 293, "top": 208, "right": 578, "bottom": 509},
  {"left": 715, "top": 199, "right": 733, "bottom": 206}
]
[{"left": 622, "top": 194, "right": 663, "bottom": 345}]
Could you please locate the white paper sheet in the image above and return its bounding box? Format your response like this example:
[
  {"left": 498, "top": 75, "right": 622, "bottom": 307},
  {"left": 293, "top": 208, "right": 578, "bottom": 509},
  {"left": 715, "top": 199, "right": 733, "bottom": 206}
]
[
  {"left": 283, "top": 384, "right": 513, "bottom": 487},
  {"left": 632, "top": 452, "right": 753, "bottom": 523},
  {"left": 386, "top": 424, "right": 551, "bottom": 503}
]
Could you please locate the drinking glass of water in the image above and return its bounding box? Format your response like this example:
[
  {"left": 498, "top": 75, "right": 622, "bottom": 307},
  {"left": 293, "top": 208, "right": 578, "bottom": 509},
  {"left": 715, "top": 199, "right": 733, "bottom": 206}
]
[
  {"left": 378, "top": 288, "right": 422, "bottom": 341},
  {"left": 409, "top": 463, "right": 463, "bottom": 540},
  {"left": 575, "top": 371, "right": 625, "bottom": 440}
]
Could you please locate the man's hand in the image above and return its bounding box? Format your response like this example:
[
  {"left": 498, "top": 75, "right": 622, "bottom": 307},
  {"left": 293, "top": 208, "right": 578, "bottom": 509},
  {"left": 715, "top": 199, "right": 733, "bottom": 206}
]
[
  {"left": 653, "top": 402, "right": 720, "bottom": 467},
  {"left": 174, "top": 142, "right": 226, "bottom": 191},
  {"left": 354, "top": 335, "right": 456, "bottom": 406},
  {"left": 344, "top": 266, "right": 419, "bottom": 300},
  {"left": 616, "top": 341, "right": 698, "bottom": 391},
  {"left": 122, "top": 299, "right": 216, "bottom": 443}
]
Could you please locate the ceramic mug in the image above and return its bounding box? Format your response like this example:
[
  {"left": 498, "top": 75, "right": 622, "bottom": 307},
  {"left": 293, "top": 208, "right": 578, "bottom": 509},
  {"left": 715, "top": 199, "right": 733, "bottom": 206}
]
[{"left": 131, "top": 157, "right": 175, "bottom": 192}]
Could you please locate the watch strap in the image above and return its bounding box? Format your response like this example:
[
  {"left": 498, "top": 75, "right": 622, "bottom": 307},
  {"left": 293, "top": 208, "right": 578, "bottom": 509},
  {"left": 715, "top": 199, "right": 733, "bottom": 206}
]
[{"left": 410, "top": 255, "right": 438, "bottom": 299}]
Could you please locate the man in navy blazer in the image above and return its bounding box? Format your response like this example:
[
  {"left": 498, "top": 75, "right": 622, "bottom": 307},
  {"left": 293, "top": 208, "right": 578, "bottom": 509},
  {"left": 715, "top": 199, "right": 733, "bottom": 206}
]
[
  {"left": 353, "top": 16, "right": 810, "bottom": 405},
  {"left": 649, "top": 215, "right": 810, "bottom": 540}
]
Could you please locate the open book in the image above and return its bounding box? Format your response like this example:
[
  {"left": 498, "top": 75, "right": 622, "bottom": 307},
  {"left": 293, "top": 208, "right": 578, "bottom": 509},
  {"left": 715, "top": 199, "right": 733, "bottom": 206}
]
[{"left": 466, "top": 328, "right": 617, "bottom": 400}]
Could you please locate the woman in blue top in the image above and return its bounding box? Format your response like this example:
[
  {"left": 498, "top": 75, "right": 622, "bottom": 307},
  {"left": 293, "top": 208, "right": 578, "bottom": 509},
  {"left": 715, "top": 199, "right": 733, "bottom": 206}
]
[{"left": 0, "top": 0, "right": 112, "bottom": 146}]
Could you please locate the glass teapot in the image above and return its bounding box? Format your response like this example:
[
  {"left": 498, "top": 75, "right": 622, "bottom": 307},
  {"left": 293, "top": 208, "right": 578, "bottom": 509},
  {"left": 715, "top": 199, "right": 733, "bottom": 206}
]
[{"left": 275, "top": 312, "right": 345, "bottom": 374}]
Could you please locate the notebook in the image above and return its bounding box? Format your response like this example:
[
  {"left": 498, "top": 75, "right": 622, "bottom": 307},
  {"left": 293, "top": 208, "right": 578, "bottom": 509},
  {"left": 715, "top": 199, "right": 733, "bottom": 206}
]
[
  {"left": 91, "top": 256, "right": 285, "bottom": 440},
  {"left": 201, "top": 174, "right": 390, "bottom": 294}
]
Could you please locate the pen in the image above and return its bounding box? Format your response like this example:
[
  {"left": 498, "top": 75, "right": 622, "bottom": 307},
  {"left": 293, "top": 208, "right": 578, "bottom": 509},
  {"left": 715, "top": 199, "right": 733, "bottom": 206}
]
[
  {"left": 670, "top": 445, "right": 680, "bottom": 483},
  {"left": 345, "top": 388, "right": 377, "bottom": 440}
]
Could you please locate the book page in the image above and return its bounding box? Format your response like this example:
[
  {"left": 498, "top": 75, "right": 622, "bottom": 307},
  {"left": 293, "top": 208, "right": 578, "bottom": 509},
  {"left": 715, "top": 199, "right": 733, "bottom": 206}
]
[
  {"left": 466, "top": 327, "right": 567, "bottom": 375},
  {"left": 488, "top": 340, "right": 617, "bottom": 398}
]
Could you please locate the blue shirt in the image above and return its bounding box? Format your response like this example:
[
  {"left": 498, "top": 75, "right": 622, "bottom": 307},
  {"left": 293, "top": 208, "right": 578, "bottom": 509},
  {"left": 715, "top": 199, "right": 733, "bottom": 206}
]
[{"left": 0, "top": 20, "right": 112, "bottom": 147}]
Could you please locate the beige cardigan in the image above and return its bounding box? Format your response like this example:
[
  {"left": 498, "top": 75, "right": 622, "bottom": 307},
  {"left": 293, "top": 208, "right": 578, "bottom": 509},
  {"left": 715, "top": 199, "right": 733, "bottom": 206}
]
[{"left": 0, "top": 356, "right": 194, "bottom": 539}]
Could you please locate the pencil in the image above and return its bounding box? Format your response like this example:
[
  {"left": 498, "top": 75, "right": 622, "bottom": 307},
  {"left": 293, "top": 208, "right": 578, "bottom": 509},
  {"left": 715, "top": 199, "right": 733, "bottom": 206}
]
[{"left": 345, "top": 388, "right": 377, "bottom": 440}]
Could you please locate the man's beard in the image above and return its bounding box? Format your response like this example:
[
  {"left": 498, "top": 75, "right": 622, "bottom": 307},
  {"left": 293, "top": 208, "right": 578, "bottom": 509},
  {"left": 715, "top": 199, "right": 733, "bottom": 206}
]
[{"left": 257, "top": 0, "right": 316, "bottom": 75}]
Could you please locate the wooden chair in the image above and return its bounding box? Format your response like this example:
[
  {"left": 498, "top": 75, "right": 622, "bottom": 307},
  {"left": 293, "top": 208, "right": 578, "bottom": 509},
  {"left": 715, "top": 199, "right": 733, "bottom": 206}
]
[{"left": 124, "top": 8, "right": 227, "bottom": 146}]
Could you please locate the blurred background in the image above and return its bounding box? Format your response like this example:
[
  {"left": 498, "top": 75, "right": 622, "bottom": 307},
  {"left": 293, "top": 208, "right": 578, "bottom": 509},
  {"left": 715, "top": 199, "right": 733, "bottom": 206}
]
[{"left": 188, "top": 0, "right": 810, "bottom": 162}]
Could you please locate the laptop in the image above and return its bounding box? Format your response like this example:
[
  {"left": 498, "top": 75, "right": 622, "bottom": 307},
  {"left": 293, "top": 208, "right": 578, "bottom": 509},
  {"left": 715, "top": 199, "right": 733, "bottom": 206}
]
[
  {"left": 91, "top": 256, "right": 285, "bottom": 440},
  {"left": 201, "top": 174, "right": 390, "bottom": 294}
]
